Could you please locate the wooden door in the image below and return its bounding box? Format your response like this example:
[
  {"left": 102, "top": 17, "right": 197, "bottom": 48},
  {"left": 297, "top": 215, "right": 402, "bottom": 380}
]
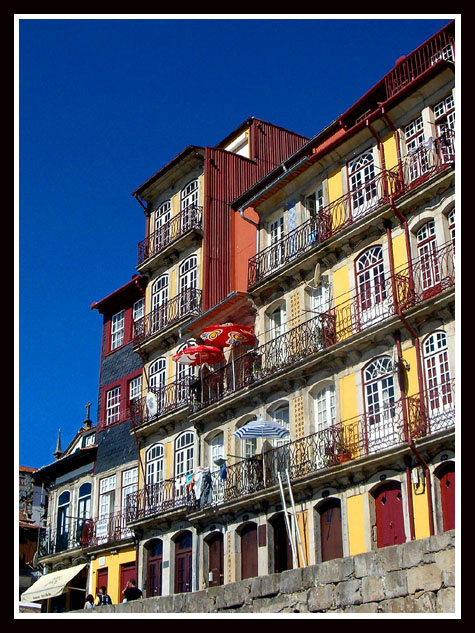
[
  {"left": 374, "top": 481, "right": 406, "bottom": 548},
  {"left": 146, "top": 539, "right": 163, "bottom": 597},
  {"left": 120, "top": 562, "right": 137, "bottom": 597},
  {"left": 208, "top": 533, "right": 224, "bottom": 587},
  {"left": 174, "top": 531, "right": 193, "bottom": 594},
  {"left": 271, "top": 514, "right": 292, "bottom": 573},
  {"left": 241, "top": 523, "right": 258, "bottom": 580},
  {"left": 319, "top": 498, "right": 344, "bottom": 562},
  {"left": 439, "top": 462, "right": 455, "bottom": 531},
  {"left": 96, "top": 568, "right": 108, "bottom": 593}
]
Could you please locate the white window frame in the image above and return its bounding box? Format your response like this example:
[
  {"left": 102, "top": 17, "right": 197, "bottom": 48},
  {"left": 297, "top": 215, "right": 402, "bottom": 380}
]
[
  {"left": 314, "top": 385, "right": 336, "bottom": 432},
  {"left": 175, "top": 432, "right": 194, "bottom": 477},
  {"left": 106, "top": 386, "right": 121, "bottom": 425},
  {"left": 146, "top": 444, "right": 165, "bottom": 486},
  {"left": 133, "top": 298, "right": 145, "bottom": 323},
  {"left": 111, "top": 310, "right": 125, "bottom": 350}
]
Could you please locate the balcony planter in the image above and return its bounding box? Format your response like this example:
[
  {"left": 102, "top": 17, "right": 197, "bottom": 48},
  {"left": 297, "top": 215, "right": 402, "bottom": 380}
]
[{"left": 336, "top": 451, "right": 352, "bottom": 464}]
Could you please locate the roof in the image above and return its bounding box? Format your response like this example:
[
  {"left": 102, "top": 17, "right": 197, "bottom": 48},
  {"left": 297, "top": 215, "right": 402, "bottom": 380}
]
[
  {"left": 33, "top": 445, "right": 97, "bottom": 485},
  {"left": 91, "top": 274, "right": 146, "bottom": 314},
  {"left": 20, "top": 466, "right": 38, "bottom": 473}
]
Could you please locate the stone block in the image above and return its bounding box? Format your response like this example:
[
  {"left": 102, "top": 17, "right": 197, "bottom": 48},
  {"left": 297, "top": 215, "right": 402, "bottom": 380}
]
[
  {"left": 221, "top": 578, "right": 251, "bottom": 609},
  {"left": 434, "top": 548, "right": 455, "bottom": 574},
  {"left": 361, "top": 576, "right": 385, "bottom": 603},
  {"left": 354, "top": 551, "right": 384, "bottom": 578},
  {"left": 307, "top": 584, "right": 334, "bottom": 611},
  {"left": 436, "top": 587, "right": 456, "bottom": 613},
  {"left": 401, "top": 538, "right": 429, "bottom": 568},
  {"left": 333, "top": 579, "right": 361, "bottom": 607},
  {"left": 316, "top": 556, "right": 354, "bottom": 585},
  {"left": 250, "top": 573, "right": 280, "bottom": 599},
  {"left": 413, "top": 590, "right": 437, "bottom": 613},
  {"left": 407, "top": 563, "right": 443, "bottom": 594},
  {"left": 280, "top": 567, "right": 303, "bottom": 594},
  {"left": 383, "top": 570, "right": 408, "bottom": 599}
]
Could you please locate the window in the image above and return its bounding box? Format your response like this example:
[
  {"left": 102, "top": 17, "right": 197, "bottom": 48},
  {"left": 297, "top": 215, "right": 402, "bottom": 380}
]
[
  {"left": 356, "top": 246, "right": 388, "bottom": 326},
  {"left": 434, "top": 94, "right": 455, "bottom": 163},
  {"left": 111, "top": 310, "right": 125, "bottom": 350},
  {"left": 404, "top": 115, "right": 428, "bottom": 181},
  {"left": 106, "top": 387, "right": 121, "bottom": 425},
  {"left": 447, "top": 208, "right": 455, "bottom": 249},
  {"left": 363, "top": 357, "right": 396, "bottom": 451},
  {"left": 271, "top": 404, "right": 290, "bottom": 448},
  {"left": 56, "top": 490, "right": 70, "bottom": 550},
  {"left": 149, "top": 358, "right": 166, "bottom": 391},
  {"left": 310, "top": 278, "right": 331, "bottom": 315},
  {"left": 129, "top": 375, "right": 142, "bottom": 402},
  {"left": 121, "top": 468, "right": 138, "bottom": 511},
  {"left": 306, "top": 187, "right": 324, "bottom": 218},
  {"left": 268, "top": 303, "right": 287, "bottom": 340},
  {"left": 175, "top": 432, "right": 194, "bottom": 477},
  {"left": 97, "top": 475, "right": 116, "bottom": 540},
  {"left": 348, "top": 150, "right": 377, "bottom": 219},
  {"left": 423, "top": 331, "right": 453, "bottom": 417},
  {"left": 151, "top": 274, "right": 169, "bottom": 332},
  {"left": 77, "top": 483, "right": 92, "bottom": 522},
  {"left": 146, "top": 444, "right": 165, "bottom": 485},
  {"left": 314, "top": 385, "right": 336, "bottom": 432},
  {"left": 209, "top": 433, "right": 224, "bottom": 473},
  {"left": 133, "top": 298, "right": 144, "bottom": 323},
  {"left": 179, "top": 256, "right": 198, "bottom": 315},
  {"left": 181, "top": 179, "right": 199, "bottom": 211},
  {"left": 83, "top": 433, "right": 96, "bottom": 447},
  {"left": 416, "top": 220, "right": 440, "bottom": 293}
]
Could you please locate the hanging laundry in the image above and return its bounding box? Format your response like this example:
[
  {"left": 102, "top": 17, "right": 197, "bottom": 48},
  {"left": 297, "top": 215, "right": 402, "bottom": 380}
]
[
  {"left": 219, "top": 462, "right": 227, "bottom": 481},
  {"left": 200, "top": 469, "right": 213, "bottom": 507}
]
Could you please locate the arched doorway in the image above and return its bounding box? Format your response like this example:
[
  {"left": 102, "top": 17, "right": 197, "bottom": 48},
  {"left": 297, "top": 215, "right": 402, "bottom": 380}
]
[
  {"left": 436, "top": 462, "right": 455, "bottom": 532},
  {"left": 373, "top": 481, "right": 406, "bottom": 548},
  {"left": 318, "top": 497, "right": 343, "bottom": 562},
  {"left": 240, "top": 522, "right": 258, "bottom": 580},
  {"left": 145, "top": 538, "right": 163, "bottom": 597},
  {"left": 269, "top": 513, "right": 292, "bottom": 573},
  {"left": 174, "top": 531, "right": 193, "bottom": 594},
  {"left": 206, "top": 532, "right": 224, "bottom": 587}
]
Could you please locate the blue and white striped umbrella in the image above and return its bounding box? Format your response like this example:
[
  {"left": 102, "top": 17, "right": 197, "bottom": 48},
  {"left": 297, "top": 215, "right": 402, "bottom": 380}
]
[{"left": 234, "top": 416, "right": 290, "bottom": 440}]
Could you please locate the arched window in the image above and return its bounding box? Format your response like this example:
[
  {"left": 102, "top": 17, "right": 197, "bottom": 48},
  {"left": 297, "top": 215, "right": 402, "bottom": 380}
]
[
  {"left": 77, "top": 483, "right": 91, "bottom": 521},
  {"left": 416, "top": 220, "right": 440, "bottom": 294},
  {"left": 267, "top": 302, "right": 287, "bottom": 341},
  {"left": 363, "top": 356, "right": 396, "bottom": 452},
  {"left": 209, "top": 432, "right": 224, "bottom": 472},
  {"left": 348, "top": 150, "right": 377, "bottom": 218},
  {"left": 149, "top": 358, "right": 167, "bottom": 391},
  {"left": 146, "top": 538, "right": 163, "bottom": 597},
  {"left": 56, "top": 491, "right": 70, "bottom": 551},
  {"left": 423, "top": 331, "right": 453, "bottom": 418},
  {"left": 181, "top": 179, "right": 199, "bottom": 211},
  {"left": 179, "top": 256, "right": 198, "bottom": 316},
  {"left": 154, "top": 200, "right": 172, "bottom": 251},
  {"left": 151, "top": 274, "right": 169, "bottom": 333},
  {"left": 309, "top": 278, "right": 331, "bottom": 315},
  {"left": 356, "top": 246, "right": 388, "bottom": 326},
  {"left": 313, "top": 384, "right": 336, "bottom": 432},
  {"left": 270, "top": 404, "right": 290, "bottom": 448},
  {"left": 175, "top": 432, "right": 194, "bottom": 478},
  {"left": 146, "top": 444, "right": 165, "bottom": 485}
]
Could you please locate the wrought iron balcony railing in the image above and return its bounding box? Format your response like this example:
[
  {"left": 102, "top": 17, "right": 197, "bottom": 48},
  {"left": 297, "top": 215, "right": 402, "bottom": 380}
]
[
  {"left": 384, "top": 27, "right": 454, "bottom": 99},
  {"left": 248, "top": 131, "right": 454, "bottom": 289},
  {"left": 37, "top": 517, "right": 90, "bottom": 557},
  {"left": 133, "top": 288, "right": 202, "bottom": 345},
  {"left": 130, "top": 376, "right": 194, "bottom": 429},
  {"left": 248, "top": 170, "right": 401, "bottom": 287},
  {"left": 125, "top": 380, "right": 455, "bottom": 522},
  {"left": 80, "top": 512, "right": 134, "bottom": 548},
  {"left": 201, "top": 241, "right": 454, "bottom": 410},
  {"left": 137, "top": 204, "right": 203, "bottom": 267}
]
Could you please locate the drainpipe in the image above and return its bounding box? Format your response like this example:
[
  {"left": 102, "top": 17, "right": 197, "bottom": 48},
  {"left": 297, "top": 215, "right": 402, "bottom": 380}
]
[{"left": 239, "top": 207, "right": 260, "bottom": 255}]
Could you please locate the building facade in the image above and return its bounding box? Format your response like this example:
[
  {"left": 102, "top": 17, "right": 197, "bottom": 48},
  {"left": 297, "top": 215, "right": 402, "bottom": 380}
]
[{"left": 28, "top": 20, "right": 456, "bottom": 610}]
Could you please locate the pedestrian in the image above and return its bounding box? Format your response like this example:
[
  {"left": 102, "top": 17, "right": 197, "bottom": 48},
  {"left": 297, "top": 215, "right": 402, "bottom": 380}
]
[
  {"left": 95, "top": 585, "right": 113, "bottom": 606},
  {"left": 122, "top": 579, "right": 143, "bottom": 602},
  {"left": 83, "top": 594, "right": 95, "bottom": 610}
]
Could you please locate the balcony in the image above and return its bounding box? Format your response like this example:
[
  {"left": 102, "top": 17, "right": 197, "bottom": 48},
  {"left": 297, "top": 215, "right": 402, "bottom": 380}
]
[
  {"left": 248, "top": 133, "right": 454, "bottom": 289},
  {"left": 37, "top": 518, "right": 90, "bottom": 558},
  {"left": 81, "top": 512, "right": 134, "bottom": 548},
  {"left": 137, "top": 204, "right": 203, "bottom": 270},
  {"left": 132, "top": 288, "right": 202, "bottom": 348},
  {"left": 125, "top": 381, "right": 454, "bottom": 523},
  {"left": 130, "top": 377, "right": 194, "bottom": 430}
]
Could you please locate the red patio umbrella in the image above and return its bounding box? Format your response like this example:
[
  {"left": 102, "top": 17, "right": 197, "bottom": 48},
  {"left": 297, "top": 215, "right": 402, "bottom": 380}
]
[
  {"left": 173, "top": 344, "right": 225, "bottom": 403},
  {"left": 199, "top": 323, "right": 256, "bottom": 348}
]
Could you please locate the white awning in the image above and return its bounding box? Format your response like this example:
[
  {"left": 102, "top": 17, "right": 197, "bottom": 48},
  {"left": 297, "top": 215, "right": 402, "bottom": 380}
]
[{"left": 20, "top": 563, "right": 87, "bottom": 603}]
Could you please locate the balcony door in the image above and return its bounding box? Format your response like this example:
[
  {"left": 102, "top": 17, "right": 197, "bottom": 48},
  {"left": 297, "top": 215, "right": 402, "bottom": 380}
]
[
  {"left": 151, "top": 274, "right": 169, "bottom": 333},
  {"left": 423, "top": 331, "right": 453, "bottom": 423},
  {"left": 56, "top": 490, "right": 70, "bottom": 552},
  {"left": 149, "top": 358, "right": 167, "bottom": 413},
  {"left": 363, "top": 357, "right": 397, "bottom": 453},
  {"left": 416, "top": 221, "right": 441, "bottom": 299},
  {"left": 348, "top": 151, "right": 378, "bottom": 220},
  {"left": 154, "top": 200, "right": 171, "bottom": 251},
  {"left": 179, "top": 256, "right": 198, "bottom": 316},
  {"left": 181, "top": 179, "right": 199, "bottom": 231},
  {"left": 356, "top": 246, "right": 388, "bottom": 328}
]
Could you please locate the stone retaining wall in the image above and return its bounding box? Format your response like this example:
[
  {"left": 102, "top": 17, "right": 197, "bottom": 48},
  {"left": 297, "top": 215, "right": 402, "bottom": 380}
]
[{"left": 78, "top": 530, "right": 455, "bottom": 614}]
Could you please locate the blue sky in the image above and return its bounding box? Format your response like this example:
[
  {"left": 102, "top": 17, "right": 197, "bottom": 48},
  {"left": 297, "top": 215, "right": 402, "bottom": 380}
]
[{"left": 17, "top": 14, "right": 456, "bottom": 469}]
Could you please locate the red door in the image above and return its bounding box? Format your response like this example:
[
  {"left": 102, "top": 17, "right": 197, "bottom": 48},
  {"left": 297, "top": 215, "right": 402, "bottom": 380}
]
[
  {"left": 120, "top": 562, "right": 137, "bottom": 597},
  {"left": 208, "top": 533, "right": 224, "bottom": 587},
  {"left": 439, "top": 462, "right": 455, "bottom": 531},
  {"left": 374, "top": 481, "right": 406, "bottom": 548},
  {"left": 319, "top": 498, "right": 344, "bottom": 562},
  {"left": 96, "top": 568, "right": 108, "bottom": 593},
  {"left": 174, "top": 531, "right": 193, "bottom": 594},
  {"left": 241, "top": 523, "right": 258, "bottom": 580},
  {"left": 146, "top": 539, "right": 163, "bottom": 597}
]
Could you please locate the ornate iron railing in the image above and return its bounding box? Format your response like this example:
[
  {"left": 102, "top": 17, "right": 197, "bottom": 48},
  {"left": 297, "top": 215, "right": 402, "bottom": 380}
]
[
  {"left": 133, "top": 288, "right": 202, "bottom": 345},
  {"left": 130, "top": 377, "right": 194, "bottom": 429},
  {"left": 126, "top": 381, "right": 455, "bottom": 522},
  {"left": 37, "top": 517, "right": 91, "bottom": 557},
  {"left": 248, "top": 170, "right": 401, "bottom": 287},
  {"left": 80, "top": 513, "right": 134, "bottom": 548},
  {"left": 384, "top": 28, "right": 454, "bottom": 98},
  {"left": 125, "top": 473, "right": 195, "bottom": 523},
  {"left": 137, "top": 205, "right": 202, "bottom": 267}
]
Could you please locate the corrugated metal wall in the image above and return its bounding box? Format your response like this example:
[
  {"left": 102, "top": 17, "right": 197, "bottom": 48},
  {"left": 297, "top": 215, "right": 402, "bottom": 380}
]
[{"left": 203, "top": 121, "right": 308, "bottom": 311}]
